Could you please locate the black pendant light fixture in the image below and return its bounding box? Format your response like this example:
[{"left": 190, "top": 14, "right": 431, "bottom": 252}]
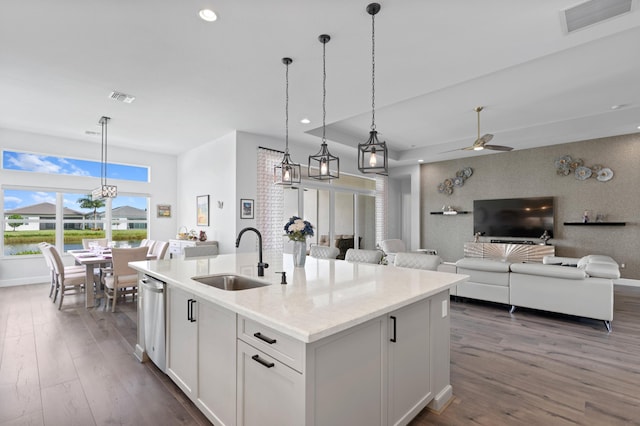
[
  {"left": 308, "top": 34, "right": 339, "bottom": 180},
  {"left": 274, "top": 57, "right": 301, "bottom": 185},
  {"left": 358, "top": 2, "right": 388, "bottom": 175},
  {"left": 92, "top": 116, "right": 117, "bottom": 199}
]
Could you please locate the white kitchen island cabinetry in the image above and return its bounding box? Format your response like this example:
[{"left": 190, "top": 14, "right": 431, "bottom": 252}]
[
  {"left": 132, "top": 253, "right": 466, "bottom": 426},
  {"left": 166, "top": 286, "right": 236, "bottom": 426}
]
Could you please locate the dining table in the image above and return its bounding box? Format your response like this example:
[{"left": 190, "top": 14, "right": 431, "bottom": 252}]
[{"left": 69, "top": 248, "right": 113, "bottom": 308}]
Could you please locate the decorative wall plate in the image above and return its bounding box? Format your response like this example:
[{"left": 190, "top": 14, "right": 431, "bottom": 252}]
[
  {"left": 596, "top": 167, "right": 613, "bottom": 182},
  {"left": 575, "top": 166, "right": 592, "bottom": 180}
]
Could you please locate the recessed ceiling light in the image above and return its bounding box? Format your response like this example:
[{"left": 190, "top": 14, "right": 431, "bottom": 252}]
[
  {"left": 637, "top": 125, "right": 640, "bottom": 130},
  {"left": 418, "top": 159, "right": 424, "bottom": 163},
  {"left": 300, "top": 118, "right": 311, "bottom": 124},
  {"left": 199, "top": 9, "right": 217, "bottom": 22},
  {"left": 610, "top": 104, "right": 627, "bottom": 110}
]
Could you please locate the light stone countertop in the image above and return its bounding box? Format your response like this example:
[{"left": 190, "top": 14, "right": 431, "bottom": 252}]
[{"left": 130, "top": 252, "right": 468, "bottom": 343}]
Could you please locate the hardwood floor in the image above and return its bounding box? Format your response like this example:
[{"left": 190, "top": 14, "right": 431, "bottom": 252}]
[
  {"left": 412, "top": 286, "right": 640, "bottom": 426},
  {"left": 1, "top": 283, "right": 638, "bottom": 425},
  {"left": 0, "top": 284, "right": 209, "bottom": 426}
]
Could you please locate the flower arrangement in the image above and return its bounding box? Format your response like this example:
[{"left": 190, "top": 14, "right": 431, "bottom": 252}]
[{"left": 284, "top": 216, "right": 314, "bottom": 242}]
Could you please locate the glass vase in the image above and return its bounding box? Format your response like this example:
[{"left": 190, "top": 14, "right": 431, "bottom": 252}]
[{"left": 293, "top": 240, "right": 307, "bottom": 268}]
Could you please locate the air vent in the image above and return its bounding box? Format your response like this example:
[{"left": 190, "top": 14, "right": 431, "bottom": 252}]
[
  {"left": 108, "top": 90, "right": 136, "bottom": 104},
  {"left": 562, "top": 0, "right": 633, "bottom": 33}
]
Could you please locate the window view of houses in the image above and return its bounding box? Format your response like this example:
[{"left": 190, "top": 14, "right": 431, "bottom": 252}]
[{"left": 2, "top": 151, "right": 150, "bottom": 255}]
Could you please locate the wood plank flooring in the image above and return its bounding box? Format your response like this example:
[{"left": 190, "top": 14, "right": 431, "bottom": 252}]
[
  {"left": 0, "top": 284, "right": 209, "bottom": 426},
  {"left": 1, "top": 283, "right": 638, "bottom": 425},
  {"left": 412, "top": 286, "right": 640, "bottom": 426}
]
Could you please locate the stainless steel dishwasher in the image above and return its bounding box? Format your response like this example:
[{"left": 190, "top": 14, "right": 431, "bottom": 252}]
[{"left": 141, "top": 274, "right": 166, "bottom": 372}]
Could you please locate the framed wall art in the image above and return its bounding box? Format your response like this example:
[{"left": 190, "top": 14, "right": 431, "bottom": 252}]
[
  {"left": 157, "top": 204, "right": 171, "bottom": 218},
  {"left": 197, "top": 195, "right": 209, "bottom": 226},
  {"left": 240, "top": 198, "right": 254, "bottom": 219}
]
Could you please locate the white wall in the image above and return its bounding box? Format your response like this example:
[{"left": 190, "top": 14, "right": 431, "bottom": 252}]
[
  {"left": 388, "top": 164, "right": 421, "bottom": 251},
  {"left": 0, "top": 127, "right": 178, "bottom": 286},
  {"left": 176, "top": 131, "right": 238, "bottom": 253}
]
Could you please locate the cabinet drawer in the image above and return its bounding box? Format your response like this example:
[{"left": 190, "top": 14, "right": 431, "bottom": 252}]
[{"left": 237, "top": 316, "right": 304, "bottom": 372}]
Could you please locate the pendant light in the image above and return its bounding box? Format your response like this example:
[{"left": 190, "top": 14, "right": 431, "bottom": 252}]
[
  {"left": 92, "top": 116, "right": 117, "bottom": 199},
  {"left": 274, "top": 57, "right": 301, "bottom": 185},
  {"left": 308, "top": 34, "right": 339, "bottom": 180},
  {"left": 358, "top": 2, "right": 388, "bottom": 176}
]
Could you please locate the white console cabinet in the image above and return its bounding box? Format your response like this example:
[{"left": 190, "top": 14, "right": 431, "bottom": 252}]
[{"left": 168, "top": 239, "right": 218, "bottom": 258}]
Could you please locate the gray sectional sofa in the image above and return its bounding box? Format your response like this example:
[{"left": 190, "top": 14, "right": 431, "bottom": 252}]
[{"left": 453, "top": 255, "right": 620, "bottom": 331}]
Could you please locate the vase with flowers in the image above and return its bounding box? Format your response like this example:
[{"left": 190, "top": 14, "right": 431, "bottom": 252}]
[{"left": 284, "top": 216, "right": 314, "bottom": 267}]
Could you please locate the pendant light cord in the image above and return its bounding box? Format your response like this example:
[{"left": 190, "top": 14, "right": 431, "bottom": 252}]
[
  {"left": 322, "top": 38, "right": 327, "bottom": 143},
  {"left": 371, "top": 11, "right": 376, "bottom": 131},
  {"left": 285, "top": 60, "right": 289, "bottom": 153}
]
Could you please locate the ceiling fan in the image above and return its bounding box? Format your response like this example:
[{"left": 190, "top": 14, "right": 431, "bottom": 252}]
[{"left": 462, "top": 106, "right": 513, "bottom": 152}]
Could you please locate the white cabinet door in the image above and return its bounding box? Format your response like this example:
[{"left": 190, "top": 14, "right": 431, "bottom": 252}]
[
  {"left": 237, "top": 340, "right": 303, "bottom": 426},
  {"left": 388, "top": 298, "right": 432, "bottom": 426},
  {"left": 197, "top": 300, "right": 237, "bottom": 426},
  {"left": 166, "top": 286, "right": 197, "bottom": 396}
]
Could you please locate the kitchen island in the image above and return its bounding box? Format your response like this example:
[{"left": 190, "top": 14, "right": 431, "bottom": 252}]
[{"left": 130, "top": 252, "right": 467, "bottom": 426}]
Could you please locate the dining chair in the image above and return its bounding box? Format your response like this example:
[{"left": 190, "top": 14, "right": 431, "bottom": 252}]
[
  {"left": 39, "top": 242, "right": 85, "bottom": 301},
  {"left": 309, "top": 245, "right": 340, "bottom": 259},
  {"left": 344, "top": 248, "right": 384, "bottom": 264},
  {"left": 82, "top": 238, "right": 108, "bottom": 249},
  {"left": 103, "top": 247, "right": 148, "bottom": 312},
  {"left": 149, "top": 241, "right": 169, "bottom": 260},
  {"left": 393, "top": 252, "right": 442, "bottom": 270},
  {"left": 46, "top": 244, "right": 86, "bottom": 309},
  {"left": 184, "top": 245, "right": 219, "bottom": 258},
  {"left": 380, "top": 239, "right": 406, "bottom": 264}
]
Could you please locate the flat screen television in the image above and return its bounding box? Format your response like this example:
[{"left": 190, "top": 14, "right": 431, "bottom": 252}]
[{"left": 473, "top": 197, "right": 554, "bottom": 239}]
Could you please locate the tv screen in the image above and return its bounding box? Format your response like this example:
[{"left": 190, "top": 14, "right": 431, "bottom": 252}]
[{"left": 473, "top": 197, "right": 554, "bottom": 239}]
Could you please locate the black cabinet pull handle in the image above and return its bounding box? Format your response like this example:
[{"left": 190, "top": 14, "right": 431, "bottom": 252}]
[
  {"left": 252, "top": 354, "right": 275, "bottom": 368},
  {"left": 188, "top": 299, "right": 196, "bottom": 322},
  {"left": 390, "top": 315, "right": 397, "bottom": 342},
  {"left": 254, "top": 332, "right": 276, "bottom": 344}
]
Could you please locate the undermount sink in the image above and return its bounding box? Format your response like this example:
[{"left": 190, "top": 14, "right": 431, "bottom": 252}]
[{"left": 191, "top": 274, "right": 270, "bottom": 291}]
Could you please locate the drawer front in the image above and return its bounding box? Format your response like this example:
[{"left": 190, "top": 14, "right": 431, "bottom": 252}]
[{"left": 237, "top": 316, "right": 304, "bottom": 372}]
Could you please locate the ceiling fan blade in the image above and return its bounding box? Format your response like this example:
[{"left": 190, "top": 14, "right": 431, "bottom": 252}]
[
  {"left": 484, "top": 144, "right": 513, "bottom": 151},
  {"left": 479, "top": 134, "right": 493, "bottom": 143}
]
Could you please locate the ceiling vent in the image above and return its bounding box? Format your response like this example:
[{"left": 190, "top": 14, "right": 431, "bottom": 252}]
[
  {"left": 562, "top": 0, "right": 633, "bottom": 33},
  {"left": 108, "top": 90, "right": 136, "bottom": 104}
]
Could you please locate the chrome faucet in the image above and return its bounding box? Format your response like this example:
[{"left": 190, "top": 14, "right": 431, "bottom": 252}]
[{"left": 235, "top": 227, "right": 269, "bottom": 277}]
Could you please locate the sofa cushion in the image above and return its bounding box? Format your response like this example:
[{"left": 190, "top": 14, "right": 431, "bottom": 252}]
[
  {"left": 455, "top": 258, "right": 511, "bottom": 273},
  {"left": 543, "top": 256, "right": 579, "bottom": 266},
  {"left": 577, "top": 255, "right": 618, "bottom": 269},
  {"left": 510, "top": 263, "right": 587, "bottom": 280},
  {"left": 585, "top": 262, "right": 620, "bottom": 279}
]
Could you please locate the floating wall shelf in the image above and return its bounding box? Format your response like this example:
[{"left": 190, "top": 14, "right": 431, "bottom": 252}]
[
  {"left": 563, "top": 222, "right": 626, "bottom": 226},
  {"left": 430, "top": 211, "right": 471, "bottom": 215}
]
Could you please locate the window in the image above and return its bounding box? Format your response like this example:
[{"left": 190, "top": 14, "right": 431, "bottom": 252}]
[
  {"left": 2, "top": 189, "right": 149, "bottom": 256},
  {"left": 2, "top": 150, "right": 149, "bottom": 182}
]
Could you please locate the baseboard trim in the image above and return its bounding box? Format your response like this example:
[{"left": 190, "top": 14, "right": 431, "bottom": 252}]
[
  {"left": 614, "top": 278, "right": 640, "bottom": 288},
  {"left": 0, "top": 276, "right": 49, "bottom": 288},
  {"left": 427, "top": 385, "right": 454, "bottom": 414}
]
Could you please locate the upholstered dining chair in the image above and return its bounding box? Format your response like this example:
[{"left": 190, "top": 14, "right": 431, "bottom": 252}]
[
  {"left": 39, "top": 242, "right": 84, "bottom": 299},
  {"left": 103, "top": 247, "right": 148, "bottom": 312},
  {"left": 149, "top": 241, "right": 169, "bottom": 260},
  {"left": 393, "top": 252, "right": 442, "bottom": 270},
  {"left": 344, "top": 248, "right": 384, "bottom": 264},
  {"left": 309, "top": 245, "right": 340, "bottom": 259},
  {"left": 380, "top": 239, "right": 407, "bottom": 264},
  {"left": 82, "top": 238, "right": 108, "bottom": 249},
  {"left": 46, "top": 244, "right": 86, "bottom": 309}
]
